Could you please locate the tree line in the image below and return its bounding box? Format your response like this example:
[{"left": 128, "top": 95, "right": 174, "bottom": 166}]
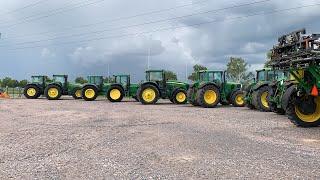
[{"left": 0, "top": 56, "right": 255, "bottom": 88}]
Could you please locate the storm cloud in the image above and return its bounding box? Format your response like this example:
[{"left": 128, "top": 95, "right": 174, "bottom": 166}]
[{"left": 0, "top": 0, "right": 320, "bottom": 81}]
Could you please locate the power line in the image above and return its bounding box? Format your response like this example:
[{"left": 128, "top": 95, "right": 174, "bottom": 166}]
[
  {"left": 0, "top": 0, "right": 49, "bottom": 16},
  {"left": 0, "top": 0, "right": 79, "bottom": 25},
  {"left": 6, "top": 3, "right": 320, "bottom": 51},
  {"left": 3, "top": 0, "right": 212, "bottom": 40},
  {"left": 0, "top": 0, "right": 271, "bottom": 46},
  {"left": 0, "top": 0, "right": 107, "bottom": 28}
]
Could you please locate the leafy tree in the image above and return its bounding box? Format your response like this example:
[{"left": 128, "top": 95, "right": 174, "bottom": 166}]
[
  {"left": 18, "top": 80, "right": 28, "bottom": 87},
  {"left": 164, "top": 70, "right": 177, "bottom": 80},
  {"left": 188, "top": 64, "right": 208, "bottom": 81},
  {"left": 226, "top": 57, "right": 250, "bottom": 83},
  {"left": 75, "top": 77, "right": 88, "bottom": 84},
  {"left": 0, "top": 79, "right": 2, "bottom": 87}
]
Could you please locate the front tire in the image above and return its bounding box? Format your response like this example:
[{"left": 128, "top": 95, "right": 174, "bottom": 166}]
[
  {"left": 253, "top": 86, "right": 271, "bottom": 112},
  {"left": 107, "top": 86, "right": 124, "bottom": 102},
  {"left": 196, "top": 85, "right": 220, "bottom": 108},
  {"left": 72, "top": 87, "right": 82, "bottom": 99},
  {"left": 172, "top": 89, "right": 187, "bottom": 104},
  {"left": 231, "top": 90, "right": 245, "bottom": 107},
  {"left": 82, "top": 86, "right": 98, "bottom": 101},
  {"left": 187, "top": 87, "right": 198, "bottom": 106}
]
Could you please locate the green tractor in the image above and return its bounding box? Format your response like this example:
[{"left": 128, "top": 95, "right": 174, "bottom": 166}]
[
  {"left": 188, "top": 70, "right": 245, "bottom": 108},
  {"left": 106, "top": 75, "right": 139, "bottom": 102},
  {"left": 136, "top": 70, "right": 189, "bottom": 105},
  {"left": 269, "top": 29, "right": 320, "bottom": 127},
  {"left": 81, "top": 75, "right": 139, "bottom": 102},
  {"left": 244, "top": 68, "right": 277, "bottom": 111},
  {"left": 266, "top": 70, "right": 291, "bottom": 115},
  {"left": 24, "top": 75, "right": 49, "bottom": 99},
  {"left": 44, "top": 75, "right": 83, "bottom": 100},
  {"left": 81, "top": 76, "right": 107, "bottom": 101}
]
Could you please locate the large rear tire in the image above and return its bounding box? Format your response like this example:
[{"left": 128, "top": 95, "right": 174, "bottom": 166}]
[
  {"left": 107, "top": 86, "right": 124, "bottom": 102},
  {"left": 196, "top": 85, "right": 220, "bottom": 108},
  {"left": 45, "top": 85, "right": 62, "bottom": 100},
  {"left": 138, "top": 84, "right": 159, "bottom": 105},
  {"left": 286, "top": 95, "right": 320, "bottom": 127},
  {"left": 24, "top": 85, "right": 41, "bottom": 99}
]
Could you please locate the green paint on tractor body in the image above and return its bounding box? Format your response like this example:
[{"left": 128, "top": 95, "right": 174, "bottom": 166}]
[
  {"left": 23, "top": 75, "right": 82, "bottom": 100},
  {"left": 137, "top": 70, "right": 189, "bottom": 105},
  {"left": 82, "top": 75, "right": 139, "bottom": 102},
  {"left": 188, "top": 70, "right": 244, "bottom": 108},
  {"left": 23, "top": 75, "right": 49, "bottom": 99},
  {"left": 244, "top": 68, "right": 280, "bottom": 111},
  {"left": 268, "top": 28, "right": 320, "bottom": 127}
]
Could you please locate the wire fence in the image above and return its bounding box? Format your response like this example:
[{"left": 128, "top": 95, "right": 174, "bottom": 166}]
[{"left": 0, "top": 87, "right": 24, "bottom": 98}]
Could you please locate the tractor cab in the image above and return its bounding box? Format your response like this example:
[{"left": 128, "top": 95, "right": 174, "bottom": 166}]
[
  {"left": 53, "top": 75, "right": 68, "bottom": 91},
  {"left": 145, "top": 70, "right": 166, "bottom": 89},
  {"left": 114, "top": 75, "right": 130, "bottom": 91},
  {"left": 87, "top": 76, "right": 104, "bottom": 88},
  {"left": 197, "top": 70, "right": 223, "bottom": 85},
  {"left": 31, "top": 75, "right": 47, "bottom": 86}
]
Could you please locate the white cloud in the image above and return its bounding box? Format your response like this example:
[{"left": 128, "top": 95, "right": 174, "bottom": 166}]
[{"left": 41, "top": 48, "right": 56, "bottom": 58}]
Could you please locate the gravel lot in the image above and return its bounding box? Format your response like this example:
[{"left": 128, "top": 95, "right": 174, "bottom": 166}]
[{"left": 0, "top": 98, "right": 320, "bottom": 179}]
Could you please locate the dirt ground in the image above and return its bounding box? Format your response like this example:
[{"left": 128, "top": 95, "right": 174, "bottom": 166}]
[{"left": 0, "top": 98, "right": 320, "bottom": 179}]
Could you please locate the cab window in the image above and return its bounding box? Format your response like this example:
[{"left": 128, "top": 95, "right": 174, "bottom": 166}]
[
  {"left": 257, "top": 71, "right": 265, "bottom": 81},
  {"left": 149, "top": 72, "right": 163, "bottom": 81}
]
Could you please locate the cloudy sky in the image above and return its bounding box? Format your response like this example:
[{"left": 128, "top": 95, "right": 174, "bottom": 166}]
[{"left": 0, "top": 0, "right": 320, "bottom": 82}]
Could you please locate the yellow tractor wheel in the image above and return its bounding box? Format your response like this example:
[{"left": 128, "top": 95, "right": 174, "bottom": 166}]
[
  {"left": 172, "top": 89, "right": 187, "bottom": 104},
  {"left": 287, "top": 95, "right": 320, "bottom": 127},
  {"left": 107, "top": 86, "right": 124, "bottom": 102},
  {"left": 138, "top": 84, "right": 159, "bottom": 105}
]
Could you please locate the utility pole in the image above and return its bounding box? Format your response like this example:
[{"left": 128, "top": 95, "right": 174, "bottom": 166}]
[
  {"left": 185, "top": 63, "right": 188, "bottom": 81},
  {"left": 147, "top": 34, "right": 152, "bottom": 70}
]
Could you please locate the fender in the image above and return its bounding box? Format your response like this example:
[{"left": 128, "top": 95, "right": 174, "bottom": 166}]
[
  {"left": 253, "top": 82, "right": 269, "bottom": 91},
  {"left": 199, "top": 82, "right": 220, "bottom": 90},
  {"left": 281, "top": 85, "right": 297, "bottom": 110},
  {"left": 82, "top": 84, "right": 99, "bottom": 91},
  {"left": 109, "top": 83, "right": 125, "bottom": 92},
  {"left": 48, "top": 82, "right": 62, "bottom": 88},
  {"left": 141, "top": 82, "right": 161, "bottom": 96}
]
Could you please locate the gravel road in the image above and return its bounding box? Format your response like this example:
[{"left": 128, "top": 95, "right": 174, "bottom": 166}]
[{"left": 0, "top": 98, "right": 320, "bottom": 179}]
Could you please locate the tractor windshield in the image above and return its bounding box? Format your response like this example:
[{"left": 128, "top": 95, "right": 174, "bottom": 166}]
[
  {"left": 115, "top": 76, "right": 128, "bottom": 86},
  {"left": 257, "top": 71, "right": 266, "bottom": 81},
  {"left": 54, "top": 76, "right": 65, "bottom": 83},
  {"left": 148, "top": 72, "right": 163, "bottom": 81},
  {"left": 32, "top": 76, "right": 43, "bottom": 83}
]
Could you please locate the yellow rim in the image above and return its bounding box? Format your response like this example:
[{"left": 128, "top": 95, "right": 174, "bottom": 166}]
[
  {"left": 142, "top": 88, "right": 156, "bottom": 103},
  {"left": 204, "top": 90, "right": 217, "bottom": 104},
  {"left": 260, "top": 91, "right": 269, "bottom": 108},
  {"left": 176, "top": 92, "right": 186, "bottom": 103},
  {"left": 295, "top": 96, "right": 320, "bottom": 123},
  {"left": 27, "top": 88, "right": 37, "bottom": 97},
  {"left": 75, "top": 90, "right": 82, "bottom": 98},
  {"left": 85, "top": 89, "right": 95, "bottom": 99},
  {"left": 235, "top": 93, "right": 244, "bottom": 105},
  {"left": 48, "top": 88, "right": 59, "bottom": 98},
  {"left": 110, "top": 89, "right": 121, "bottom": 100}
]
